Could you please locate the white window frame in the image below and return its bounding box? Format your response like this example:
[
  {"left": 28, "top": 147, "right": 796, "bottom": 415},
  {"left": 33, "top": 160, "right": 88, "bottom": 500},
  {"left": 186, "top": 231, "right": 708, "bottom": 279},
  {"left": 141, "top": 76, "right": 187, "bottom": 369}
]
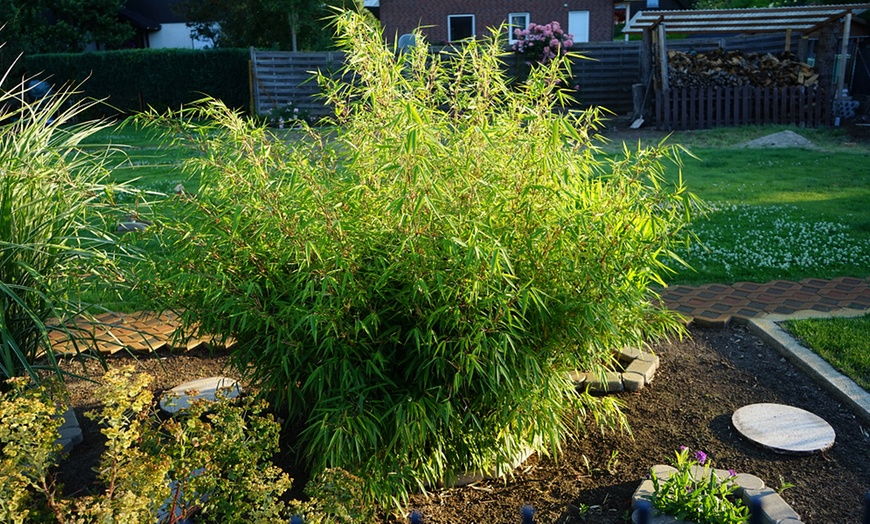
[
  {"left": 507, "top": 12, "right": 530, "bottom": 44},
  {"left": 447, "top": 14, "right": 475, "bottom": 42}
]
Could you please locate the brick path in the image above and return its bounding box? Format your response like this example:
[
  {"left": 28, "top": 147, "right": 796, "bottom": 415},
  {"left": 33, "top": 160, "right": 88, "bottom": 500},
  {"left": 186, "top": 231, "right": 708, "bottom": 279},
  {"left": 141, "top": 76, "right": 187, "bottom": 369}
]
[
  {"left": 48, "top": 310, "right": 225, "bottom": 356},
  {"left": 49, "top": 277, "right": 870, "bottom": 355},
  {"left": 658, "top": 276, "right": 870, "bottom": 328}
]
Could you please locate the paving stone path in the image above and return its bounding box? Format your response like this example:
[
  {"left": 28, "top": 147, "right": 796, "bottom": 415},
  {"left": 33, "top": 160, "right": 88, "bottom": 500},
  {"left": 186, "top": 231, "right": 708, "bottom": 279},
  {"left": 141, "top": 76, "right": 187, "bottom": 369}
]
[
  {"left": 49, "top": 277, "right": 870, "bottom": 356},
  {"left": 658, "top": 276, "right": 870, "bottom": 328},
  {"left": 47, "top": 310, "right": 225, "bottom": 356}
]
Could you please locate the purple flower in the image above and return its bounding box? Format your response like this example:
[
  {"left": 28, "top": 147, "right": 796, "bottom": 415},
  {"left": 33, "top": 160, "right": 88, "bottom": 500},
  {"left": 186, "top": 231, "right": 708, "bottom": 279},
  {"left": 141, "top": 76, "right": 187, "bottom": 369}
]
[
  {"left": 679, "top": 446, "right": 688, "bottom": 452},
  {"left": 728, "top": 469, "right": 736, "bottom": 477},
  {"left": 694, "top": 450, "right": 708, "bottom": 465}
]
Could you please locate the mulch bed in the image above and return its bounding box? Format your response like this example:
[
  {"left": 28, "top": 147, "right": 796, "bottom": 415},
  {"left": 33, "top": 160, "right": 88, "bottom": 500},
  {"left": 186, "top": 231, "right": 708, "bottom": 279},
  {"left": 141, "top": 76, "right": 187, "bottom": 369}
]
[{"left": 55, "top": 323, "right": 870, "bottom": 523}]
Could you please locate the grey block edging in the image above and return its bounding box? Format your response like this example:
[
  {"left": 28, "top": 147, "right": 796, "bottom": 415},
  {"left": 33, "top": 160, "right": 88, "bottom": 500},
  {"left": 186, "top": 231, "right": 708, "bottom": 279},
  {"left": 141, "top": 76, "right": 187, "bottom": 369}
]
[
  {"left": 55, "top": 406, "right": 83, "bottom": 454},
  {"left": 631, "top": 466, "right": 802, "bottom": 524},
  {"left": 572, "top": 348, "right": 661, "bottom": 394},
  {"left": 746, "top": 308, "right": 870, "bottom": 426}
]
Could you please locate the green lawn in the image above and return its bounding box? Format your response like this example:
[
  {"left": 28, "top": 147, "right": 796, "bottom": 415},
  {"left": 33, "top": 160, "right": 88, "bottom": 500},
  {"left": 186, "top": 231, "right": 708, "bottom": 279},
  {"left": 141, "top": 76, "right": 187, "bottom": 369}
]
[
  {"left": 80, "top": 123, "right": 194, "bottom": 194},
  {"left": 782, "top": 313, "right": 870, "bottom": 392},
  {"left": 651, "top": 127, "right": 870, "bottom": 285},
  {"left": 86, "top": 121, "right": 870, "bottom": 288}
]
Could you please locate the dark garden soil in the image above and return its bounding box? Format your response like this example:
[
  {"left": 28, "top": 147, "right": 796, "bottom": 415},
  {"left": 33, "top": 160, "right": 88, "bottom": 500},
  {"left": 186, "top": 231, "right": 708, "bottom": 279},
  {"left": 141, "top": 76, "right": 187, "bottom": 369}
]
[{"left": 55, "top": 323, "right": 870, "bottom": 523}]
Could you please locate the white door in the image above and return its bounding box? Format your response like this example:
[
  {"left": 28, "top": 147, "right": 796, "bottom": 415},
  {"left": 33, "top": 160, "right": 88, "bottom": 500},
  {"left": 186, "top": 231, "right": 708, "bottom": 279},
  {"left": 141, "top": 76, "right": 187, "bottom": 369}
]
[{"left": 568, "top": 11, "right": 590, "bottom": 43}]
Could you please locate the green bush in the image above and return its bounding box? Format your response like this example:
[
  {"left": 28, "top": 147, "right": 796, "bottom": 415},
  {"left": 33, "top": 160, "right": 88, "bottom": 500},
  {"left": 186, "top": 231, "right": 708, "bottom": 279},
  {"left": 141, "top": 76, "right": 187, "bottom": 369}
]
[
  {"left": 21, "top": 48, "right": 250, "bottom": 119},
  {"left": 0, "top": 75, "right": 135, "bottom": 387},
  {"left": 134, "top": 10, "right": 698, "bottom": 506},
  {"left": 0, "top": 368, "right": 370, "bottom": 523}
]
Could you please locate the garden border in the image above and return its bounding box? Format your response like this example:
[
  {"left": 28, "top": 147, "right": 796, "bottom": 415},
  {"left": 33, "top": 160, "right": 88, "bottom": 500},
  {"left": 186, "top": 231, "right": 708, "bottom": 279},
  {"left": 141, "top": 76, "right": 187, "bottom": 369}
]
[{"left": 746, "top": 308, "right": 870, "bottom": 425}]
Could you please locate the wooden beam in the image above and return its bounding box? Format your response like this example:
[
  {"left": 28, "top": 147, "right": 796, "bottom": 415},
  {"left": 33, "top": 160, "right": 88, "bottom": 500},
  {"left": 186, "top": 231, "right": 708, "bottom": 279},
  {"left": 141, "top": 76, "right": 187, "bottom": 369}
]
[
  {"left": 785, "top": 29, "right": 792, "bottom": 53},
  {"left": 641, "top": 27, "right": 653, "bottom": 89},
  {"left": 835, "top": 12, "right": 852, "bottom": 108},
  {"left": 658, "top": 23, "right": 669, "bottom": 92}
]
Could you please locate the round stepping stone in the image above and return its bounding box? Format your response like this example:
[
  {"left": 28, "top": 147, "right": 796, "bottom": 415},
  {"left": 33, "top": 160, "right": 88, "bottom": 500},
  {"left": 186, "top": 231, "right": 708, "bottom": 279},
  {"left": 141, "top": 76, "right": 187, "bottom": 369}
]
[
  {"left": 160, "top": 376, "right": 241, "bottom": 414},
  {"left": 732, "top": 403, "right": 835, "bottom": 454}
]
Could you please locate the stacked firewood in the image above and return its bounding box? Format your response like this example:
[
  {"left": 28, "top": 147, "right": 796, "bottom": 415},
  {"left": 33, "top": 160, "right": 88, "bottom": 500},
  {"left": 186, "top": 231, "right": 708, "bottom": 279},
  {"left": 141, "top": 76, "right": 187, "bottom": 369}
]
[{"left": 667, "top": 49, "right": 818, "bottom": 88}]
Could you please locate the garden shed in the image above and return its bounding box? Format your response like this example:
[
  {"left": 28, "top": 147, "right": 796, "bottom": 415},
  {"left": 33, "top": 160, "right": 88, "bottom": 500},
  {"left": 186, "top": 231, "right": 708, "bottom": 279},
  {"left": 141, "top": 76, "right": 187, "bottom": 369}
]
[{"left": 623, "top": 4, "right": 870, "bottom": 129}]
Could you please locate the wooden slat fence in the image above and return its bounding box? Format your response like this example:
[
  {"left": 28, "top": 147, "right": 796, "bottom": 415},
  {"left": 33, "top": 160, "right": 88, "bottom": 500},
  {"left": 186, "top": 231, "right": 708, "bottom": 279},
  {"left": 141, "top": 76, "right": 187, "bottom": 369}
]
[
  {"left": 250, "top": 49, "right": 345, "bottom": 118},
  {"left": 250, "top": 33, "right": 826, "bottom": 125},
  {"left": 249, "top": 44, "right": 642, "bottom": 117},
  {"left": 655, "top": 86, "right": 832, "bottom": 130},
  {"left": 569, "top": 42, "right": 640, "bottom": 115}
]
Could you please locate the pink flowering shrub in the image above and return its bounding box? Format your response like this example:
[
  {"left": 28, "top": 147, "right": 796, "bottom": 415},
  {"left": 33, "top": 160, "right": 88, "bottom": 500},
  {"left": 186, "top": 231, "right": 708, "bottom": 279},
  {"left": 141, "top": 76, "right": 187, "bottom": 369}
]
[{"left": 512, "top": 21, "right": 574, "bottom": 65}]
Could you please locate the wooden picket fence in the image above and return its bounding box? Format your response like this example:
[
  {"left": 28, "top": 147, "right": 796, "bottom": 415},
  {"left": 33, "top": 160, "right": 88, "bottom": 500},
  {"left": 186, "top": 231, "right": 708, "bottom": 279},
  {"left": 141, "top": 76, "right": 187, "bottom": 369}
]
[{"left": 655, "top": 85, "right": 832, "bottom": 130}]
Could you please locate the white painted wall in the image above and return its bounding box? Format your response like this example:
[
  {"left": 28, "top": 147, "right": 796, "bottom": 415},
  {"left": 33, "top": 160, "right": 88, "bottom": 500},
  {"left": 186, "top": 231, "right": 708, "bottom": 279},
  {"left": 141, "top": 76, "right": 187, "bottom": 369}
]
[{"left": 148, "top": 22, "right": 214, "bottom": 49}]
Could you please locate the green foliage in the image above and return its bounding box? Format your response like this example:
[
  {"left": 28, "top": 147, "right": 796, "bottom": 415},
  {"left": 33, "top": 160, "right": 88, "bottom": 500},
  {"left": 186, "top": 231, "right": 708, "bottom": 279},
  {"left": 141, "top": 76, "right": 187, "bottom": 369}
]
[
  {"left": 0, "top": 378, "right": 63, "bottom": 523},
  {"left": 154, "top": 386, "right": 292, "bottom": 521},
  {"left": 178, "top": 0, "right": 369, "bottom": 51},
  {"left": 0, "top": 0, "right": 133, "bottom": 55},
  {"left": 650, "top": 448, "right": 749, "bottom": 524},
  {"left": 133, "top": 10, "right": 697, "bottom": 506},
  {"left": 783, "top": 313, "right": 870, "bottom": 391},
  {"left": 62, "top": 368, "right": 171, "bottom": 522},
  {"left": 21, "top": 48, "right": 250, "bottom": 119},
  {"left": 0, "top": 74, "right": 135, "bottom": 387},
  {"left": 0, "top": 368, "right": 369, "bottom": 523},
  {"left": 297, "top": 468, "right": 375, "bottom": 523}
]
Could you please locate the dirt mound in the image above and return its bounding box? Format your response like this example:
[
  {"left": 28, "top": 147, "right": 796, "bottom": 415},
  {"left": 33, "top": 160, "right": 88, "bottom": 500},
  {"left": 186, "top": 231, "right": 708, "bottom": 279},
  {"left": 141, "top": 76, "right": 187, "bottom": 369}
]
[{"left": 740, "top": 130, "right": 816, "bottom": 149}]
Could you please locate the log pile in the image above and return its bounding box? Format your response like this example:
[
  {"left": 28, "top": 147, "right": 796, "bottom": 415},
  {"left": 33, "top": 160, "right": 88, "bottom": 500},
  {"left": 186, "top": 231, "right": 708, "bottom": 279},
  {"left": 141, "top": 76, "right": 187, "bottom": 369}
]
[{"left": 667, "top": 49, "right": 818, "bottom": 89}]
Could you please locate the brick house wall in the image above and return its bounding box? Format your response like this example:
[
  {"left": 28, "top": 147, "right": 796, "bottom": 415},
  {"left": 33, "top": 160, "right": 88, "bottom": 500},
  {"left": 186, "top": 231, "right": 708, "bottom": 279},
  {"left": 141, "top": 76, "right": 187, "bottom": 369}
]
[{"left": 379, "top": 0, "right": 614, "bottom": 44}]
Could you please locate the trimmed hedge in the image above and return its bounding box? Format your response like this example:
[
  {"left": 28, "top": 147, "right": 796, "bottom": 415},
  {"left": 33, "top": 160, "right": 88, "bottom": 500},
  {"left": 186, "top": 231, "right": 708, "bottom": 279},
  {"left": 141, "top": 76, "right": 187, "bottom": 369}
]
[{"left": 22, "top": 48, "right": 250, "bottom": 118}]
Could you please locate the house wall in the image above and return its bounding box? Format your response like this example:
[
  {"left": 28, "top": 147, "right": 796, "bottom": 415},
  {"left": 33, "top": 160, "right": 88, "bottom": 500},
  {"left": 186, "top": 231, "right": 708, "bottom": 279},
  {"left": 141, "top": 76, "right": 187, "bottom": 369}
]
[{"left": 379, "top": 0, "right": 614, "bottom": 44}]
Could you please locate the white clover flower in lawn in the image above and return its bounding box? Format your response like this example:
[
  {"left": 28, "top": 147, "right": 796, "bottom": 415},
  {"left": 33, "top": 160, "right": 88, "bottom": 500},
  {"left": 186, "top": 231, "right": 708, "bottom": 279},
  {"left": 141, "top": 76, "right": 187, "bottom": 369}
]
[{"left": 671, "top": 203, "right": 870, "bottom": 279}]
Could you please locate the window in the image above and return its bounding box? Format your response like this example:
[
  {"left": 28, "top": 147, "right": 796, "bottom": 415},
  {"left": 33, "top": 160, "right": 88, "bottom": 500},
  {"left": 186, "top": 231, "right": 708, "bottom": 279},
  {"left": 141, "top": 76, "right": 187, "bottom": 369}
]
[
  {"left": 447, "top": 14, "right": 475, "bottom": 42},
  {"left": 568, "top": 11, "right": 590, "bottom": 43},
  {"left": 508, "top": 12, "right": 529, "bottom": 43}
]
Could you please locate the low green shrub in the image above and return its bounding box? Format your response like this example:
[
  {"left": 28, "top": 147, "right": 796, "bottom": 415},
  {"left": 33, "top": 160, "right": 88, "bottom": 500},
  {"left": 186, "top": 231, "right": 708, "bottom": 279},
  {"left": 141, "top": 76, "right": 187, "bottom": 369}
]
[
  {"left": 133, "top": 10, "right": 698, "bottom": 507},
  {"left": 0, "top": 368, "right": 370, "bottom": 523}
]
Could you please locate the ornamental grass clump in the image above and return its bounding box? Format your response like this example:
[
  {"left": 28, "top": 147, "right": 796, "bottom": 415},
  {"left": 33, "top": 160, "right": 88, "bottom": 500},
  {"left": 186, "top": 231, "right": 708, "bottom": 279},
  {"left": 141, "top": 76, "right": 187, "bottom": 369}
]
[
  {"left": 134, "top": 9, "right": 698, "bottom": 506},
  {"left": 0, "top": 69, "right": 136, "bottom": 387}
]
